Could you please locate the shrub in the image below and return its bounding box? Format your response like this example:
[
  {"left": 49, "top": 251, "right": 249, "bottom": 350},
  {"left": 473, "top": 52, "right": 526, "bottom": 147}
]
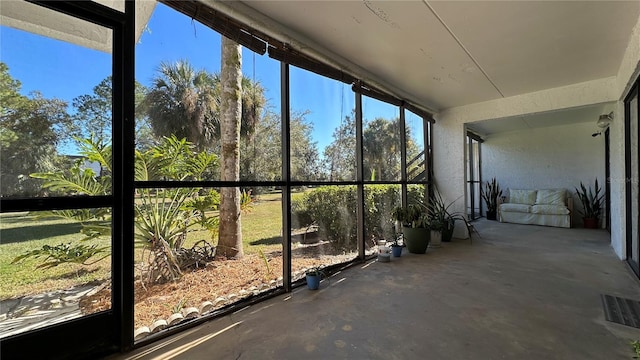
[
  {"left": 291, "top": 184, "right": 426, "bottom": 251},
  {"left": 364, "top": 185, "right": 401, "bottom": 243},
  {"left": 296, "top": 186, "right": 357, "bottom": 251}
]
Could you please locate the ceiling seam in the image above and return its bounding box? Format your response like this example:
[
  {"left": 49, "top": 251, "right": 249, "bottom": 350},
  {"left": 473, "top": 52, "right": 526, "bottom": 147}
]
[{"left": 422, "top": 0, "right": 505, "bottom": 98}]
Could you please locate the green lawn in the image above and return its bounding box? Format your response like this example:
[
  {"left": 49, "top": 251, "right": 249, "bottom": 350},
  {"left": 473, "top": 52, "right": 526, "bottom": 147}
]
[
  {"left": 0, "top": 192, "right": 287, "bottom": 300},
  {"left": 0, "top": 212, "right": 111, "bottom": 299}
]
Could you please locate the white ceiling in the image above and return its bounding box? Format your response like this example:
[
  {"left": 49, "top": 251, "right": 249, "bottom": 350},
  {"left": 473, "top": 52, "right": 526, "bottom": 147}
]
[
  {"left": 236, "top": 0, "right": 640, "bottom": 112},
  {"left": 3, "top": 1, "right": 637, "bottom": 134}
]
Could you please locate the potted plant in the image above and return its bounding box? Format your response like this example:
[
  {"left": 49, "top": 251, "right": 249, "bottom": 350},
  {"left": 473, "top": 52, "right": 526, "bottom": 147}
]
[
  {"left": 390, "top": 206, "right": 406, "bottom": 235},
  {"left": 402, "top": 204, "right": 431, "bottom": 254},
  {"left": 426, "top": 193, "right": 446, "bottom": 248},
  {"left": 575, "top": 179, "right": 603, "bottom": 229},
  {"left": 481, "top": 177, "right": 503, "bottom": 220},
  {"left": 428, "top": 219, "right": 444, "bottom": 248},
  {"left": 305, "top": 267, "right": 323, "bottom": 290},
  {"left": 390, "top": 236, "right": 402, "bottom": 257},
  {"left": 442, "top": 200, "right": 467, "bottom": 242},
  {"left": 442, "top": 218, "right": 456, "bottom": 243},
  {"left": 427, "top": 191, "right": 465, "bottom": 244}
]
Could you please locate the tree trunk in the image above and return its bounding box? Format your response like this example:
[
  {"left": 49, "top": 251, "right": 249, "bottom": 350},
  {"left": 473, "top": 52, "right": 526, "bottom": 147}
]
[{"left": 217, "top": 37, "right": 243, "bottom": 259}]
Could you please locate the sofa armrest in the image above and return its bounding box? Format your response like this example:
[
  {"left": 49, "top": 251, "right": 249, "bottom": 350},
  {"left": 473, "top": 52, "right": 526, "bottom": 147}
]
[
  {"left": 497, "top": 196, "right": 504, "bottom": 217},
  {"left": 567, "top": 196, "right": 573, "bottom": 228}
]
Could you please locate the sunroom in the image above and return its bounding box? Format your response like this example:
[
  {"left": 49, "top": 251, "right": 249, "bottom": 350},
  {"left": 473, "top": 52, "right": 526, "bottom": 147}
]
[{"left": 1, "top": 1, "right": 639, "bottom": 359}]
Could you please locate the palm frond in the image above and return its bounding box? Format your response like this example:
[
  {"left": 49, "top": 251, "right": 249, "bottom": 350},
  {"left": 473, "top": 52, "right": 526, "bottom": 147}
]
[{"left": 31, "top": 167, "right": 109, "bottom": 195}]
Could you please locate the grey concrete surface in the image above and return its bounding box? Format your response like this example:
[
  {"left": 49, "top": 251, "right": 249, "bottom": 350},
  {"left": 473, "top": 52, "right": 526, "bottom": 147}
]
[{"left": 113, "top": 220, "right": 640, "bottom": 359}]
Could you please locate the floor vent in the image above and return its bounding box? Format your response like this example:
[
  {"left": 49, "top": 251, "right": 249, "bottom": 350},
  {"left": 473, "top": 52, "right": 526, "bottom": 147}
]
[{"left": 601, "top": 294, "right": 640, "bottom": 328}]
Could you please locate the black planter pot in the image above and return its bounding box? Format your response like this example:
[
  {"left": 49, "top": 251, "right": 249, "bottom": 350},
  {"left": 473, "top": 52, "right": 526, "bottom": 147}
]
[
  {"left": 486, "top": 210, "right": 497, "bottom": 221},
  {"left": 442, "top": 220, "right": 455, "bottom": 242},
  {"left": 583, "top": 217, "right": 599, "bottom": 229},
  {"left": 403, "top": 226, "right": 430, "bottom": 254}
]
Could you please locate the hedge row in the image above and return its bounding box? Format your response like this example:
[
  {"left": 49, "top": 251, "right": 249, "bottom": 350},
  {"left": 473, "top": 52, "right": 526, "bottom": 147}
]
[{"left": 291, "top": 185, "right": 426, "bottom": 251}]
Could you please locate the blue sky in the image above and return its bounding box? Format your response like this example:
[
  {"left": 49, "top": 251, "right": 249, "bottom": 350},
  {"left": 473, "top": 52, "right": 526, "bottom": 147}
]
[{"left": 1, "top": 2, "right": 412, "bottom": 154}]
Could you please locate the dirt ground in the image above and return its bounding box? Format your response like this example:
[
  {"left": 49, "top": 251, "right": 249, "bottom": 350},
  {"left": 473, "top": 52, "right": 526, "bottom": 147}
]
[{"left": 80, "top": 245, "right": 358, "bottom": 329}]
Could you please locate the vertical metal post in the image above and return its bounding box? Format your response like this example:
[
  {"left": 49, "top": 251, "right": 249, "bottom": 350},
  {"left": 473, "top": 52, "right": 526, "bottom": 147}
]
[
  {"left": 355, "top": 91, "right": 365, "bottom": 260},
  {"left": 469, "top": 136, "right": 475, "bottom": 219},
  {"left": 400, "top": 105, "right": 408, "bottom": 207},
  {"left": 280, "top": 62, "right": 292, "bottom": 292},
  {"left": 478, "top": 138, "right": 483, "bottom": 219},
  {"left": 605, "top": 127, "right": 610, "bottom": 232},
  {"left": 424, "top": 118, "right": 431, "bottom": 203},
  {"left": 113, "top": 0, "right": 135, "bottom": 351}
]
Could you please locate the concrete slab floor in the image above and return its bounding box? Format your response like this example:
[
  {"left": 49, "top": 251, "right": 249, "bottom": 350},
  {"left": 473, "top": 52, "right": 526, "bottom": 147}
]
[{"left": 112, "top": 220, "right": 640, "bottom": 360}]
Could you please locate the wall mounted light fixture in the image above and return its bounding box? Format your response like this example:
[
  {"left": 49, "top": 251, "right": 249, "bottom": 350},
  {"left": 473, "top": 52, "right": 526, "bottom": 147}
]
[{"left": 592, "top": 111, "right": 614, "bottom": 137}]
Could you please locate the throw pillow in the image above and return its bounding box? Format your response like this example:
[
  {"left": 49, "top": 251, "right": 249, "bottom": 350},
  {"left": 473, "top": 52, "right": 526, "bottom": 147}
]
[
  {"left": 509, "top": 189, "right": 537, "bottom": 205},
  {"left": 535, "top": 189, "right": 566, "bottom": 206}
]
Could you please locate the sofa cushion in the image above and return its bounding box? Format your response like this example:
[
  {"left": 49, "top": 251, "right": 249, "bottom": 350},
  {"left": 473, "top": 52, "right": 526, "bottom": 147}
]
[
  {"left": 531, "top": 204, "right": 570, "bottom": 215},
  {"left": 509, "top": 189, "right": 537, "bottom": 205},
  {"left": 535, "top": 189, "right": 566, "bottom": 206},
  {"left": 500, "top": 203, "right": 531, "bottom": 213}
]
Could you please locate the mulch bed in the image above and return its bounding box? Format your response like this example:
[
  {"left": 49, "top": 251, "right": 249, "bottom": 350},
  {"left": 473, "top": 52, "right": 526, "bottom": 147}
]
[{"left": 80, "top": 248, "right": 356, "bottom": 329}]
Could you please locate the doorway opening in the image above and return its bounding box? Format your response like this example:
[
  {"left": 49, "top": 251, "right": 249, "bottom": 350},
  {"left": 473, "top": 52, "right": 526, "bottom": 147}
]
[{"left": 466, "top": 131, "right": 483, "bottom": 220}]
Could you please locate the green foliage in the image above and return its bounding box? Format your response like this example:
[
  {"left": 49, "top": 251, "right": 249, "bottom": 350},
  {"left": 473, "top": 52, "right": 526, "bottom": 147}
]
[
  {"left": 363, "top": 118, "right": 402, "bottom": 181},
  {"left": 426, "top": 191, "right": 464, "bottom": 231},
  {"left": 292, "top": 185, "right": 421, "bottom": 250},
  {"left": 11, "top": 242, "right": 110, "bottom": 269},
  {"left": 257, "top": 247, "right": 273, "bottom": 279},
  {"left": 240, "top": 109, "right": 281, "bottom": 183},
  {"left": 71, "top": 76, "right": 150, "bottom": 148},
  {"left": 305, "top": 266, "right": 325, "bottom": 277},
  {"left": 390, "top": 206, "right": 407, "bottom": 222},
  {"left": 134, "top": 136, "right": 220, "bottom": 255},
  {"left": 239, "top": 109, "right": 323, "bottom": 184},
  {"left": 481, "top": 177, "right": 503, "bottom": 213},
  {"left": 404, "top": 204, "right": 430, "bottom": 228},
  {"left": 323, "top": 115, "right": 356, "bottom": 181},
  {"left": 323, "top": 114, "right": 422, "bottom": 182},
  {"left": 364, "top": 185, "right": 402, "bottom": 240},
  {"left": 631, "top": 340, "right": 640, "bottom": 359},
  {"left": 171, "top": 298, "right": 188, "bottom": 314},
  {"left": 31, "top": 164, "right": 110, "bottom": 196},
  {"left": 142, "top": 59, "right": 267, "bottom": 153},
  {"left": 143, "top": 60, "right": 220, "bottom": 151},
  {"left": 293, "top": 186, "right": 357, "bottom": 250},
  {"left": 289, "top": 111, "right": 323, "bottom": 181},
  {"left": 20, "top": 135, "right": 221, "bottom": 282},
  {"left": 240, "top": 190, "right": 254, "bottom": 213},
  {"left": 390, "top": 185, "right": 431, "bottom": 229},
  {"left": 575, "top": 179, "right": 604, "bottom": 219},
  {"left": 0, "top": 62, "right": 74, "bottom": 197}
]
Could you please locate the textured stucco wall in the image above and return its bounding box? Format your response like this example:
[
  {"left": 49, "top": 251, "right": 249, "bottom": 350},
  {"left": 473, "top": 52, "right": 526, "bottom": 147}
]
[
  {"left": 609, "top": 100, "right": 627, "bottom": 259},
  {"left": 481, "top": 122, "right": 605, "bottom": 227},
  {"left": 432, "top": 115, "right": 468, "bottom": 238},
  {"left": 610, "top": 14, "right": 640, "bottom": 259}
]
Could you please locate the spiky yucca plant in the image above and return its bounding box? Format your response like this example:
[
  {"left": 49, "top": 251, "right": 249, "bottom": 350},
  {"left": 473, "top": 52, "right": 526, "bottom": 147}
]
[
  {"left": 481, "top": 177, "right": 503, "bottom": 214},
  {"left": 575, "top": 179, "right": 604, "bottom": 219},
  {"left": 19, "top": 135, "right": 226, "bottom": 283}
]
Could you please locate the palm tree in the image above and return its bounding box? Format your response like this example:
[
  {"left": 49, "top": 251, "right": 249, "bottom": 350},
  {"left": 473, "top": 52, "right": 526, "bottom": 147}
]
[
  {"left": 143, "top": 60, "right": 266, "bottom": 151},
  {"left": 143, "top": 60, "right": 220, "bottom": 151},
  {"left": 240, "top": 77, "right": 265, "bottom": 141},
  {"left": 218, "top": 37, "right": 244, "bottom": 259},
  {"left": 142, "top": 57, "right": 265, "bottom": 259},
  {"left": 363, "top": 118, "right": 402, "bottom": 180}
]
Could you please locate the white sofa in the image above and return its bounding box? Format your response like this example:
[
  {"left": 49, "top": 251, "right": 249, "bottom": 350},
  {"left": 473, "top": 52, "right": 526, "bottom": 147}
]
[{"left": 498, "top": 189, "right": 572, "bottom": 228}]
